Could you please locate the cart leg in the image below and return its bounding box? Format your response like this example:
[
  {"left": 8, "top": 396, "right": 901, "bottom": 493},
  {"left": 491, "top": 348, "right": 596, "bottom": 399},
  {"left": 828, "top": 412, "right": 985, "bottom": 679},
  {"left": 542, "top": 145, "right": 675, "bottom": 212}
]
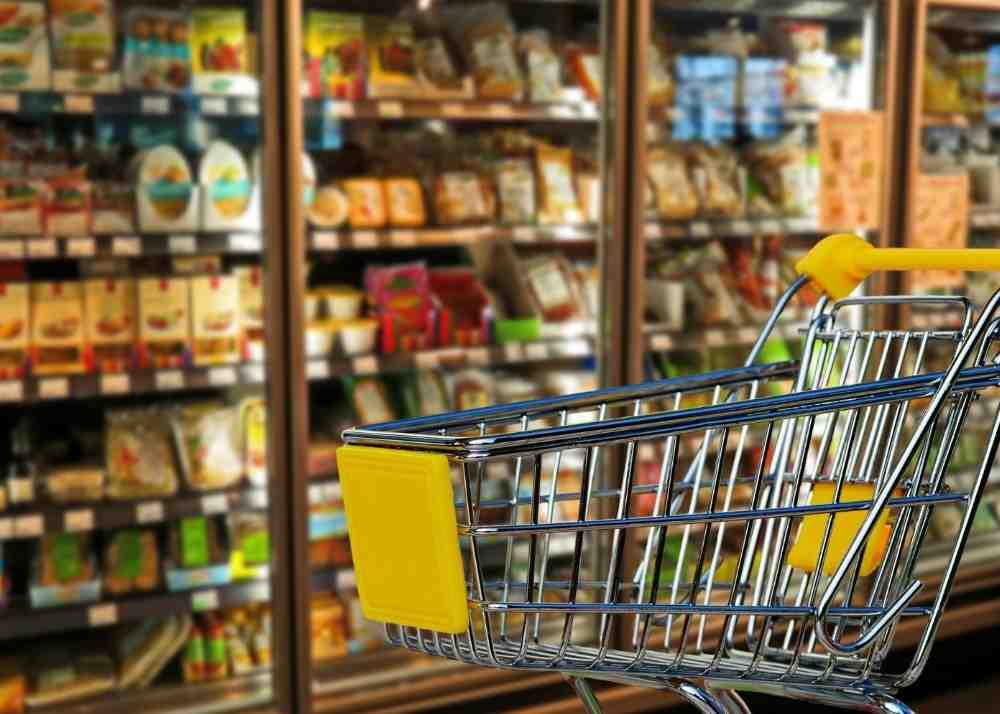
[
  {"left": 869, "top": 694, "right": 916, "bottom": 714},
  {"left": 707, "top": 687, "right": 752, "bottom": 714},
  {"left": 670, "top": 680, "right": 751, "bottom": 714},
  {"left": 563, "top": 675, "right": 604, "bottom": 714}
]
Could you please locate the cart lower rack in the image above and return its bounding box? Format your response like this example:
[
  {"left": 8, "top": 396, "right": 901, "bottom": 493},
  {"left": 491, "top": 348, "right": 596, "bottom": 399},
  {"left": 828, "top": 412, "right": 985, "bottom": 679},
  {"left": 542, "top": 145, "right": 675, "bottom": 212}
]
[{"left": 337, "top": 235, "right": 1000, "bottom": 713}]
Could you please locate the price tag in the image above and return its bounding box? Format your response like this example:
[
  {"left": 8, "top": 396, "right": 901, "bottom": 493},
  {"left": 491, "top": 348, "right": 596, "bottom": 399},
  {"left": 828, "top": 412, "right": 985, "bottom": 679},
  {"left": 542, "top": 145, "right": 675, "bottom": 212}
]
[
  {"left": 201, "top": 96, "right": 227, "bottom": 115},
  {"left": 0, "top": 93, "right": 18, "bottom": 112},
  {"left": 468, "top": 347, "right": 490, "bottom": 366},
  {"left": 236, "top": 98, "right": 258, "bottom": 115},
  {"left": 312, "top": 232, "right": 339, "bottom": 250},
  {"left": 38, "top": 377, "right": 69, "bottom": 399},
  {"left": 391, "top": 230, "right": 417, "bottom": 246},
  {"left": 208, "top": 366, "right": 238, "bottom": 386},
  {"left": 112, "top": 236, "right": 140, "bottom": 256},
  {"left": 512, "top": 226, "right": 535, "bottom": 242},
  {"left": 760, "top": 219, "right": 781, "bottom": 234},
  {"left": 202, "top": 493, "right": 228, "bottom": 514},
  {"left": 141, "top": 95, "right": 170, "bottom": 114},
  {"left": 377, "top": 101, "right": 404, "bottom": 118},
  {"left": 327, "top": 100, "right": 354, "bottom": 118},
  {"left": 64, "top": 509, "right": 94, "bottom": 533},
  {"left": 0, "top": 380, "right": 22, "bottom": 402},
  {"left": 563, "top": 340, "right": 590, "bottom": 357},
  {"left": 351, "top": 355, "right": 377, "bottom": 375},
  {"left": 549, "top": 105, "right": 576, "bottom": 119},
  {"left": 155, "top": 369, "right": 185, "bottom": 391},
  {"left": 27, "top": 239, "right": 57, "bottom": 258},
  {"left": 168, "top": 234, "right": 196, "bottom": 254},
  {"left": 64, "top": 94, "right": 94, "bottom": 113},
  {"left": 731, "top": 220, "right": 752, "bottom": 235},
  {"left": 442, "top": 103, "right": 465, "bottom": 117},
  {"left": 503, "top": 343, "right": 524, "bottom": 362},
  {"left": 192, "top": 589, "right": 220, "bottom": 612},
  {"left": 690, "top": 222, "right": 710, "bottom": 238},
  {"left": 243, "top": 364, "right": 265, "bottom": 383},
  {"left": 739, "top": 328, "right": 758, "bottom": 343},
  {"left": 87, "top": 603, "right": 118, "bottom": 627},
  {"left": 706, "top": 330, "right": 727, "bottom": 347},
  {"left": 66, "top": 237, "right": 95, "bottom": 257},
  {"left": 0, "top": 518, "right": 11, "bottom": 540},
  {"left": 650, "top": 334, "right": 674, "bottom": 351},
  {"left": 306, "top": 360, "right": 330, "bottom": 380},
  {"left": 100, "top": 373, "right": 130, "bottom": 394},
  {"left": 229, "top": 233, "right": 260, "bottom": 252},
  {"left": 414, "top": 352, "right": 439, "bottom": 369},
  {"left": 488, "top": 103, "right": 514, "bottom": 118},
  {"left": 14, "top": 514, "right": 43, "bottom": 538},
  {"left": 136, "top": 501, "right": 164, "bottom": 524},
  {"left": 525, "top": 343, "right": 549, "bottom": 361},
  {"left": 0, "top": 240, "right": 23, "bottom": 259},
  {"left": 352, "top": 231, "right": 377, "bottom": 248}
]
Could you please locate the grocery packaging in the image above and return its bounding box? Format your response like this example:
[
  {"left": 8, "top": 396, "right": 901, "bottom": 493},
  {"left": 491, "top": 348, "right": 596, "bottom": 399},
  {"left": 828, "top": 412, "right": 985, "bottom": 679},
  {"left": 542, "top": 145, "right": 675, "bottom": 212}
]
[
  {"left": 191, "top": 8, "right": 254, "bottom": 95},
  {"left": 228, "top": 511, "right": 270, "bottom": 580},
  {"left": 25, "top": 653, "right": 114, "bottom": 707},
  {"left": 30, "top": 533, "right": 100, "bottom": 607},
  {"left": 576, "top": 172, "right": 600, "bottom": 223},
  {"left": 191, "top": 274, "right": 241, "bottom": 365},
  {"left": 305, "top": 321, "right": 336, "bottom": 358},
  {"left": 567, "top": 46, "right": 601, "bottom": 101},
  {"left": 0, "top": 659, "right": 24, "bottom": 714},
  {"left": 647, "top": 145, "right": 698, "bottom": 220},
  {"left": 236, "top": 266, "right": 264, "bottom": 361},
  {"left": 449, "top": 370, "right": 493, "bottom": 411},
  {"left": 365, "top": 262, "right": 436, "bottom": 352},
  {"left": 45, "top": 174, "right": 91, "bottom": 235},
  {"left": 648, "top": 41, "right": 674, "bottom": 106},
  {"left": 311, "top": 594, "right": 348, "bottom": 661},
  {"left": 43, "top": 466, "right": 104, "bottom": 503},
  {"left": 444, "top": 3, "right": 523, "bottom": 100},
  {"left": 202, "top": 615, "right": 227, "bottom": 680},
  {"left": 0, "top": 180, "right": 46, "bottom": 235},
  {"left": 91, "top": 181, "right": 135, "bottom": 234},
  {"left": 30, "top": 281, "right": 86, "bottom": 374},
  {"left": 133, "top": 146, "right": 198, "bottom": 232},
  {"left": 521, "top": 254, "right": 587, "bottom": 322},
  {"left": 430, "top": 268, "right": 491, "bottom": 346},
  {"left": 536, "top": 144, "right": 583, "bottom": 224},
  {"left": 303, "top": 11, "right": 365, "bottom": 100},
  {"left": 84, "top": 278, "right": 135, "bottom": 372},
  {"left": 122, "top": 8, "right": 192, "bottom": 92},
  {"left": 49, "top": 0, "right": 119, "bottom": 92},
  {"left": 200, "top": 140, "right": 258, "bottom": 230},
  {"left": 105, "top": 407, "right": 180, "bottom": 500},
  {"left": 0, "top": 2, "right": 49, "bottom": 90},
  {"left": 103, "top": 528, "right": 160, "bottom": 596},
  {"left": 307, "top": 184, "right": 349, "bottom": 228},
  {"left": 138, "top": 277, "right": 190, "bottom": 368},
  {"left": 166, "top": 516, "right": 231, "bottom": 590},
  {"left": 338, "top": 318, "right": 377, "bottom": 357},
  {"left": 745, "top": 128, "right": 818, "bottom": 218},
  {"left": 687, "top": 143, "right": 744, "bottom": 218},
  {"left": 520, "top": 30, "right": 562, "bottom": 102},
  {"left": 343, "top": 178, "right": 387, "bottom": 228},
  {"left": 115, "top": 616, "right": 191, "bottom": 689},
  {"left": 0, "top": 282, "right": 28, "bottom": 378},
  {"left": 415, "top": 36, "right": 473, "bottom": 99},
  {"left": 240, "top": 397, "right": 267, "bottom": 486},
  {"left": 384, "top": 177, "right": 425, "bottom": 227},
  {"left": 433, "top": 171, "right": 492, "bottom": 225},
  {"left": 183, "top": 622, "right": 205, "bottom": 682},
  {"left": 644, "top": 278, "right": 685, "bottom": 329},
  {"left": 365, "top": 16, "right": 418, "bottom": 98},
  {"left": 177, "top": 402, "right": 243, "bottom": 491},
  {"left": 348, "top": 377, "right": 395, "bottom": 424},
  {"left": 322, "top": 286, "right": 363, "bottom": 320},
  {"left": 496, "top": 158, "right": 536, "bottom": 224},
  {"left": 223, "top": 610, "right": 254, "bottom": 676}
]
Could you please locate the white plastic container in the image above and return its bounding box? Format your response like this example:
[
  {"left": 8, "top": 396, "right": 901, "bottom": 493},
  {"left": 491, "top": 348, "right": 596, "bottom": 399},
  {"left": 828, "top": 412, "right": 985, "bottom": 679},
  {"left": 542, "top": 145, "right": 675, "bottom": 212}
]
[
  {"left": 323, "top": 288, "right": 363, "bottom": 320},
  {"left": 305, "top": 323, "right": 336, "bottom": 357},
  {"left": 338, "top": 319, "right": 377, "bottom": 356}
]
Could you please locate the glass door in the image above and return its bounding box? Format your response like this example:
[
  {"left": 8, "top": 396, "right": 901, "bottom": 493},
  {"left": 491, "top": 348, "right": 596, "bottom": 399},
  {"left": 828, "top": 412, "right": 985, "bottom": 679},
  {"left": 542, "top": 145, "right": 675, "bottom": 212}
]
[
  {"left": 281, "top": 0, "right": 627, "bottom": 711},
  {"left": 0, "top": 1, "right": 291, "bottom": 713}
]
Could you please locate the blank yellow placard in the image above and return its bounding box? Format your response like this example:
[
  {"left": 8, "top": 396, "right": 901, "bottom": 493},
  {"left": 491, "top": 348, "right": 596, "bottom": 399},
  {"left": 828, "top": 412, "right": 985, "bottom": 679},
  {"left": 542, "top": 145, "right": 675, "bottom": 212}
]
[
  {"left": 787, "top": 483, "right": 892, "bottom": 577},
  {"left": 337, "top": 445, "right": 468, "bottom": 634}
]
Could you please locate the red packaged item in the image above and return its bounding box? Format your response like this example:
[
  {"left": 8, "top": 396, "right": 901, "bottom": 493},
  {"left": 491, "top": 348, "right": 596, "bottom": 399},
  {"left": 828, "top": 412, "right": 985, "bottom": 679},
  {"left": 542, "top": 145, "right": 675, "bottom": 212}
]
[
  {"left": 429, "top": 268, "right": 492, "bottom": 347},
  {"left": 365, "top": 263, "right": 439, "bottom": 353}
]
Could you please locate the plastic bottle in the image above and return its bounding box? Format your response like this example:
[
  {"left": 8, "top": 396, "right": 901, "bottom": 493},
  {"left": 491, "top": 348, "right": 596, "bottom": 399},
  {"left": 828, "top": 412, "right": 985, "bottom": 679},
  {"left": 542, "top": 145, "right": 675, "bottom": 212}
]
[
  {"left": 183, "top": 624, "right": 206, "bottom": 682},
  {"left": 224, "top": 611, "right": 254, "bottom": 676},
  {"left": 203, "top": 615, "right": 227, "bottom": 680}
]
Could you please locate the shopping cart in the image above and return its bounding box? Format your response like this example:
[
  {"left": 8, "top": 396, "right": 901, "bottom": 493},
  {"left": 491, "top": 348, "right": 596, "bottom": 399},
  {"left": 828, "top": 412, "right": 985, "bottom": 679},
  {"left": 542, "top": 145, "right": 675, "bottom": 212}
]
[{"left": 336, "top": 234, "right": 1000, "bottom": 713}]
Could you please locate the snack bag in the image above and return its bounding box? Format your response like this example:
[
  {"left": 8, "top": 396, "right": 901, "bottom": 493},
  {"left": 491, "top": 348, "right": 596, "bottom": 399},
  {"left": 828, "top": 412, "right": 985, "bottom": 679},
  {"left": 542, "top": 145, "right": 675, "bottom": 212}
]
[
  {"left": 84, "top": 277, "right": 136, "bottom": 373},
  {"left": 415, "top": 36, "right": 470, "bottom": 98},
  {"left": 240, "top": 396, "right": 267, "bottom": 486},
  {"left": 30, "top": 281, "right": 86, "bottom": 375},
  {"left": 536, "top": 145, "right": 582, "bottom": 224},
  {"left": 123, "top": 8, "right": 191, "bottom": 92},
  {"left": 191, "top": 7, "right": 250, "bottom": 94},
  {"left": 444, "top": 3, "right": 523, "bottom": 100},
  {"left": 304, "top": 11, "right": 364, "bottom": 99},
  {"left": 0, "top": 282, "right": 28, "bottom": 379},
  {"left": 433, "top": 171, "right": 489, "bottom": 224},
  {"left": 365, "top": 16, "right": 418, "bottom": 98},
  {"left": 176, "top": 402, "right": 243, "bottom": 491},
  {"left": 191, "top": 274, "right": 241, "bottom": 366},
  {"left": 521, "top": 254, "right": 585, "bottom": 322},
  {"left": 342, "top": 178, "right": 387, "bottom": 228},
  {"left": 496, "top": 158, "right": 536, "bottom": 224},
  {"left": 228, "top": 511, "right": 270, "bottom": 569},
  {"left": 0, "top": 2, "right": 49, "bottom": 90},
  {"left": 138, "top": 276, "right": 190, "bottom": 368},
  {"left": 687, "top": 143, "right": 743, "bottom": 218},
  {"left": 384, "top": 177, "right": 425, "bottom": 227},
  {"left": 105, "top": 407, "right": 179, "bottom": 500},
  {"left": 520, "top": 30, "right": 561, "bottom": 102},
  {"left": 49, "top": 0, "right": 118, "bottom": 92},
  {"left": 647, "top": 145, "right": 698, "bottom": 220}
]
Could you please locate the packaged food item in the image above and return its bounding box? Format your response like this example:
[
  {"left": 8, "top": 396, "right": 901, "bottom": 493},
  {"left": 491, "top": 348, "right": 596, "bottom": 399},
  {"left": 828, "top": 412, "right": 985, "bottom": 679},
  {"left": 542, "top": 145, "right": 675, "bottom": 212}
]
[
  {"left": 191, "top": 8, "right": 251, "bottom": 95},
  {"left": 240, "top": 397, "right": 267, "bottom": 486},
  {"left": 496, "top": 158, "right": 536, "bottom": 224},
  {"left": 384, "top": 177, "right": 425, "bottom": 227},
  {"left": 322, "top": 286, "right": 363, "bottom": 320},
  {"left": 365, "top": 262, "right": 432, "bottom": 350},
  {"left": 647, "top": 145, "right": 698, "bottom": 220},
  {"left": 576, "top": 172, "right": 600, "bottom": 223},
  {"left": 346, "top": 378, "right": 393, "bottom": 424},
  {"left": 0, "top": 179, "right": 46, "bottom": 235},
  {"left": 444, "top": 3, "right": 523, "bottom": 100},
  {"left": 338, "top": 318, "right": 377, "bottom": 356},
  {"left": 365, "top": 16, "right": 418, "bottom": 98},
  {"left": 236, "top": 266, "right": 264, "bottom": 361},
  {"left": 91, "top": 182, "right": 135, "bottom": 234},
  {"left": 105, "top": 407, "right": 179, "bottom": 500},
  {"left": 177, "top": 402, "right": 243, "bottom": 491},
  {"left": 44, "top": 466, "right": 104, "bottom": 503},
  {"left": 415, "top": 36, "right": 471, "bottom": 98},
  {"left": 303, "top": 11, "right": 364, "bottom": 100},
  {"left": 249, "top": 608, "right": 272, "bottom": 666},
  {"left": 138, "top": 277, "right": 190, "bottom": 368},
  {"left": 307, "top": 184, "right": 349, "bottom": 228},
  {"left": 343, "top": 178, "right": 387, "bottom": 228},
  {"left": 449, "top": 370, "right": 493, "bottom": 411},
  {"left": 430, "top": 267, "right": 490, "bottom": 346},
  {"left": 183, "top": 622, "right": 205, "bottom": 682},
  {"left": 25, "top": 653, "right": 114, "bottom": 707},
  {"left": 49, "top": 0, "right": 118, "bottom": 92},
  {"left": 745, "top": 129, "right": 817, "bottom": 217},
  {"left": 0, "top": 282, "right": 28, "bottom": 378},
  {"left": 433, "top": 171, "right": 490, "bottom": 224},
  {"left": 199, "top": 140, "right": 252, "bottom": 220},
  {"left": 122, "top": 8, "right": 191, "bottom": 92},
  {"left": 228, "top": 511, "right": 270, "bottom": 576},
  {"left": 305, "top": 322, "right": 336, "bottom": 357},
  {"left": 687, "top": 144, "right": 743, "bottom": 218},
  {"left": 30, "top": 281, "right": 86, "bottom": 375},
  {"left": 0, "top": 659, "right": 24, "bottom": 714},
  {"left": 648, "top": 41, "right": 674, "bottom": 106},
  {"left": 311, "top": 594, "right": 348, "bottom": 661},
  {"left": 202, "top": 615, "right": 227, "bottom": 680},
  {"left": 223, "top": 611, "right": 254, "bottom": 675},
  {"left": 45, "top": 174, "right": 91, "bottom": 235},
  {"left": 414, "top": 370, "right": 449, "bottom": 416},
  {"left": 0, "top": 2, "right": 50, "bottom": 91},
  {"left": 133, "top": 146, "right": 196, "bottom": 229},
  {"left": 168, "top": 516, "right": 227, "bottom": 570},
  {"left": 536, "top": 145, "right": 582, "bottom": 224},
  {"left": 521, "top": 254, "right": 585, "bottom": 322},
  {"left": 103, "top": 528, "right": 159, "bottom": 596},
  {"left": 115, "top": 616, "right": 190, "bottom": 689},
  {"left": 84, "top": 278, "right": 135, "bottom": 373},
  {"left": 33, "top": 533, "right": 97, "bottom": 601},
  {"left": 191, "top": 274, "right": 240, "bottom": 365},
  {"left": 520, "top": 30, "right": 561, "bottom": 102},
  {"left": 567, "top": 46, "right": 601, "bottom": 101}
]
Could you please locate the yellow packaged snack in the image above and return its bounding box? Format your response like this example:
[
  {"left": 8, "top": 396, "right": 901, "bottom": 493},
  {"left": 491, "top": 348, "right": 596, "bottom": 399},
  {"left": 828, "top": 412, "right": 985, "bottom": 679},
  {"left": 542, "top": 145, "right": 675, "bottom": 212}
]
[
  {"left": 365, "top": 16, "right": 418, "bottom": 98},
  {"left": 84, "top": 278, "right": 135, "bottom": 373},
  {"left": 138, "top": 277, "right": 190, "bottom": 369},
  {"left": 384, "top": 177, "right": 425, "bottom": 227},
  {"left": 0, "top": 282, "right": 28, "bottom": 379},
  {"left": 30, "top": 281, "right": 86, "bottom": 375},
  {"left": 536, "top": 145, "right": 582, "bottom": 225},
  {"left": 240, "top": 397, "right": 267, "bottom": 486},
  {"left": 191, "top": 8, "right": 250, "bottom": 94},
  {"left": 303, "top": 11, "right": 364, "bottom": 100},
  {"left": 343, "top": 179, "right": 387, "bottom": 229},
  {"left": 648, "top": 145, "right": 698, "bottom": 220},
  {"left": 191, "top": 274, "right": 240, "bottom": 366}
]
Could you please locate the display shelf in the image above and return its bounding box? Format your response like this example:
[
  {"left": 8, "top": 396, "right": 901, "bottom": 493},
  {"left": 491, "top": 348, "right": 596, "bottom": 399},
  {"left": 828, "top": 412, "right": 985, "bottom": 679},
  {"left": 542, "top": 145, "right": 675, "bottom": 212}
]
[
  {"left": 0, "top": 363, "right": 266, "bottom": 405},
  {"left": 646, "top": 217, "right": 832, "bottom": 241},
  {"left": 310, "top": 98, "right": 599, "bottom": 122},
  {"left": 0, "top": 487, "right": 268, "bottom": 541},
  {"left": 310, "top": 224, "right": 596, "bottom": 251},
  {"left": 0, "top": 233, "right": 262, "bottom": 261},
  {"left": 0, "top": 91, "right": 259, "bottom": 117},
  {"left": 970, "top": 207, "right": 1000, "bottom": 230},
  {"left": 648, "top": 105, "right": 821, "bottom": 125},
  {"left": 922, "top": 112, "right": 973, "bottom": 129},
  {"left": 646, "top": 324, "right": 802, "bottom": 352},
  {"left": 0, "top": 578, "right": 271, "bottom": 642},
  {"left": 306, "top": 339, "right": 594, "bottom": 381}
]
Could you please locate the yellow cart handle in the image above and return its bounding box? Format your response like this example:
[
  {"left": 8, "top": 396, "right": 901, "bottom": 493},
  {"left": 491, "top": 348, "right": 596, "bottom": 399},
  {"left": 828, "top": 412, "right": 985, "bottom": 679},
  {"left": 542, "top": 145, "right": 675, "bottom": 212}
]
[{"left": 796, "top": 233, "right": 1000, "bottom": 300}]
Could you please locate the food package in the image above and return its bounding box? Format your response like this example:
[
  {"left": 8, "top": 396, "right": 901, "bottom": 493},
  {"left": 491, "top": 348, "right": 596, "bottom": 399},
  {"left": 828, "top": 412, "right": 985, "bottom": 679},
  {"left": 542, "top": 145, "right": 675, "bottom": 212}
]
[
  {"left": 0, "top": 659, "right": 24, "bottom": 714},
  {"left": 536, "top": 145, "right": 582, "bottom": 224},
  {"left": 567, "top": 46, "right": 601, "bottom": 101},
  {"left": 415, "top": 36, "right": 471, "bottom": 99},
  {"left": 30, "top": 281, "right": 86, "bottom": 375},
  {"left": 647, "top": 145, "right": 698, "bottom": 220},
  {"left": 433, "top": 171, "right": 491, "bottom": 225},
  {"left": 687, "top": 144, "right": 743, "bottom": 218},
  {"left": 115, "top": 616, "right": 191, "bottom": 689},
  {"left": 45, "top": 174, "right": 91, "bottom": 235},
  {"left": 343, "top": 178, "right": 387, "bottom": 228},
  {"left": 924, "top": 33, "right": 963, "bottom": 114},
  {"left": 228, "top": 511, "right": 270, "bottom": 570},
  {"left": 44, "top": 466, "right": 104, "bottom": 503},
  {"left": 133, "top": 146, "right": 196, "bottom": 230},
  {"left": 49, "top": 0, "right": 119, "bottom": 92},
  {"left": 168, "top": 516, "right": 227, "bottom": 570},
  {"left": 91, "top": 181, "right": 135, "bottom": 234},
  {"left": 429, "top": 267, "right": 491, "bottom": 346},
  {"left": 311, "top": 594, "right": 348, "bottom": 661},
  {"left": 200, "top": 140, "right": 252, "bottom": 221},
  {"left": 414, "top": 370, "right": 449, "bottom": 416},
  {"left": 0, "top": 282, "right": 28, "bottom": 378},
  {"left": 0, "top": 179, "right": 46, "bottom": 235},
  {"left": 240, "top": 396, "right": 267, "bottom": 486},
  {"left": 307, "top": 184, "right": 349, "bottom": 228},
  {"left": 303, "top": 11, "right": 364, "bottom": 100},
  {"left": 138, "top": 276, "right": 190, "bottom": 368},
  {"left": 191, "top": 8, "right": 252, "bottom": 95},
  {"left": 122, "top": 8, "right": 191, "bottom": 92},
  {"left": 444, "top": 3, "right": 523, "bottom": 100},
  {"left": 176, "top": 402, "right": 243, "bottom": 491},
  {"left": 34, "top": 533, "right": 96, "bottom": 590},
  {"left": 85, "top": 277, "right": 136, "bottom": 373},
  {"left": 520, "top": 30, "right": 561, "bottom": 102},
  {"left": 222, "top": 611, "right": 254, "bottom": 676},
  {"left": 365, "top": 16, "right": 418, "bottom": 98},
  {"left": 648, "top": 41, "right": 674, "bottom": 106},
  {"left": 103, "top": 528, "right": 160, "bottom": 596},
  {"left": 25, "top": 653, "right": 114, "bottom": 708},
  {"left": 448, "top": 369, "right": 493, "bottom": 411},
  {"left": 236, "top": 266, "right": 264, "bottom": 361},
  {"left": 0, "top": 2, "right": 50, "bottom": 91},
  {"left": 348, "top": 377, "right": 395, "bottom": 424},
  {"left": 191, "top": 274, "right": 240, "bottom": 366},
  {"left": 365, "top": 262, "right": 434, "bottom": 351},
  {"left": 105, "top": 407, "right": 179, "bottom": 500},
  {"left": 496, "top": 158, "right": 536, "bottom": 224},
  {"left": 576, "top": 173, "right": 600, "bottom": 223},
  {"left": 521, "top": 253, "right": 586, "bottom": 322},
  {"left": 745, "top": 129, "right": 817, "bottom": 217},
  {"left": 384, "top": 177, "right": 425, "bottom": 227}
]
